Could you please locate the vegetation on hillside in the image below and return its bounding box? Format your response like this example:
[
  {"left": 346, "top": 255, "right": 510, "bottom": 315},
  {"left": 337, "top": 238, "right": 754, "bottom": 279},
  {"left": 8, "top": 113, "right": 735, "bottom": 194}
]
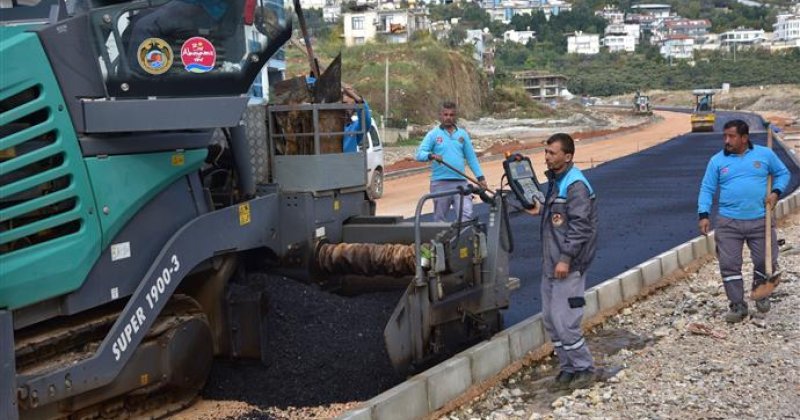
[
  {"left": 495, "top": 45, "right": 800, "bottom": 96},
  {"left": 287, "top": 38, "right": 491, "bottom": 124},
  {"left": 574, "top": 0, "right": 787, "bottom": 31},
  {"left": 284, "top": 0, "right": 800, "bottom": 121}
]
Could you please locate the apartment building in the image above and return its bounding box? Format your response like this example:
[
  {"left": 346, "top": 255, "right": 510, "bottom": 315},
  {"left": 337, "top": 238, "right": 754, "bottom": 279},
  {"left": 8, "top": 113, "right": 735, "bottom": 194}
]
[
  {"left": 567, "top": 31, "right": 600, "bottom": 54},
  {"left": 773, "top": 14, "right": 800, "bottom": 43},
  {"left": 503, "top": 29, "right": 536, "bottom": 44},
  {"left": 515, "top": 71, "right": 569, "bottom": 101},
  {"left": 720, "top": 28, "right": 766, "bottom": 48},
  {"left": 602, "top": 35, "right": 636, "bottom": 52},
  {"left": 659, "top": 36, "right": 694, "bottom": 60}
]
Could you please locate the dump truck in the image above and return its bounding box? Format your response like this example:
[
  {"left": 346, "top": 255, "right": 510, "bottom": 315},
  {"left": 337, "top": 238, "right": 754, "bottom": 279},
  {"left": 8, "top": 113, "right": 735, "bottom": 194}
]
[
  {"left": 690, "top": 89, "right": 716, "bottom": 132},
  {"left": 0, "top": 1, "right": 528, "bottom": 418}
]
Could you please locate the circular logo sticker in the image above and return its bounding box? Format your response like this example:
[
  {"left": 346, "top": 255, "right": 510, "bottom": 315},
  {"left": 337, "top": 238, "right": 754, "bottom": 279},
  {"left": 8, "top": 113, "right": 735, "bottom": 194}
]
[
  {"left": 551, "top": 213, "right": 564, "bottom": 227},
  {"left": 137, "top": 38, "right": 173, "bottom": 75},
  {"left": 181, "top": 36, "right": 216, "bottom": 73}
]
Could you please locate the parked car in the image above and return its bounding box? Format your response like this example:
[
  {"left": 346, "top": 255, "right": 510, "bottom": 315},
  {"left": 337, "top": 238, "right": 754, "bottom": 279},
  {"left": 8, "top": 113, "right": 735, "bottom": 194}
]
[{"left": 361, "top": 122, "right": 385, "bottom": 199}]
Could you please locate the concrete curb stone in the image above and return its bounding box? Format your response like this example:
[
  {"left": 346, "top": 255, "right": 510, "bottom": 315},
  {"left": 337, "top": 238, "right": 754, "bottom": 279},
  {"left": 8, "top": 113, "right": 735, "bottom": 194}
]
[
  {"left": 596, "top": 279, "right": 623, "bottom": 311},
  {"left": 338, "top": 407, "right": 372, "bottom": 420},
  {"left": 368, "top": 379, "right": 427, "bottom": 420},
  {"left": 707, "top": 231, "right": 716, "bottom": 256},
  {"left": 418, "top": 357, "right": 472, "bottom": 412},
  {"left": 658, "top": 250, "right": 680, "bottom": 276},
  {"left": 676, "top": 243, "right": 694, "bottom": 268},
  {"left": 619, "top": 268, "right": 644, "bottom": 301},
  {"left": 502, "top": 315, "right": 546, "bottom": 362},
  {"left": 691, "top": 236, "right": 708, "bottom": 259},
  {"left": 467, "top": 336, "right": 511, "bottom": 383},
  {"left": 639, "top": 258, "right": 663, "bottom": 286},
  {"left": 583, "top": 288, "right": 600, "bottom": 320}
]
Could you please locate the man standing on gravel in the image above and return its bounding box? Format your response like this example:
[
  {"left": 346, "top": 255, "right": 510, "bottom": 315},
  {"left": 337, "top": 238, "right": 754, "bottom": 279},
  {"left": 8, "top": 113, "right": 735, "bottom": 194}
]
[
  {"left": 415, "top": 101, "right": 487, "bottom": 222},
  {"left": 526, "top": 133, "right": 599, "bottom": 391},
  {"left": 698, "top": 119, "right": 790, "bottom": 323}
]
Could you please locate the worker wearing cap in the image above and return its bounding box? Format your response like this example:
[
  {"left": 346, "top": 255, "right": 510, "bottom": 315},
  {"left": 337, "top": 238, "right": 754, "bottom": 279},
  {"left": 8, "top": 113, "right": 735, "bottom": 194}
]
[
  {"left": 527, "top": 132, "right": 598, "bottom": 391},
  {"left": 415, "top": 101, "right": 486, "bottom": 222},
  {"left": 698, "top": 119, "right": 790, "bottom": 323}
]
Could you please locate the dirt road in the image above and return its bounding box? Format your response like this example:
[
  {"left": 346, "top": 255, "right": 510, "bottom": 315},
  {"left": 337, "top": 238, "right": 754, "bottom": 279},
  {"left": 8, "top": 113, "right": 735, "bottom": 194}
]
[{"left": 376, "top": 111, "right": 691, "bottom": 218}]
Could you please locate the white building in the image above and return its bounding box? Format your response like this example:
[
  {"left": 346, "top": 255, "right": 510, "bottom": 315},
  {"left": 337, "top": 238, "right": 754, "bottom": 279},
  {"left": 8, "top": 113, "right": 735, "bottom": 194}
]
[
  {"left": 466, "top": 29, "right": 486, "bottom": 64},
  {"left": 695, "top": 33, "right": 721, "bottom": 51},
  {"left": 482, "top": 0, "right": 572, "bottom": 24},
  {"left": 567, "top": 32, "right": 600, "bottom": 55},
  {"left": 595, "top": 6, "right": 624, "bottom": 24},
  {"left": 720, "top": 28, "right": 766, "bottom": 48},
  {"left": 323, "top": 2, "right": 341, "bottom": 22},
  {"left": 465, "top": 29, "right": 495, "bottom": 73},
  {"left": 773, "top": 14, "right": 800, "bottom": 42},
  {"left": 630, "top": 3, "right": 672, "bottom": 19},
  {"left": 503, "top": 29, "right": 535, "bottom": 44},
  {"left": 660, "top": 36, "right": 694, "bottom": 60},
  {"left": 299, "top": 0, "right": 328, "bottom": 9},
  {"left": 605, "top": 23, "right": 640, "bottom": 42},
  {"left": 343, "top": 10, "right": 378, "bottom": 46},
  {"left": 343, "top": 7, "right": 430, "bottom": 46},
  {"left": 602, "top": 35, "right": 636, "bottom": 52}
]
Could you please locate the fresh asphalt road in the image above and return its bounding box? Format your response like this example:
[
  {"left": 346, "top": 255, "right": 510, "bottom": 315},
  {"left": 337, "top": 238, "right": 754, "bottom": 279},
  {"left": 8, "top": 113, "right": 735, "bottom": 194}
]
[{"left": 460, "top": 112, "right": 800, "bottom": 326}]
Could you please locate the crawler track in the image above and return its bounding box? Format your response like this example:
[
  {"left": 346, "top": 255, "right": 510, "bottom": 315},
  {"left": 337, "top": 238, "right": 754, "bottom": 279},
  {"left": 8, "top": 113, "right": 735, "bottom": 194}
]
[{"left": 15, "top": 296, "right": 209, "bottom": 419}]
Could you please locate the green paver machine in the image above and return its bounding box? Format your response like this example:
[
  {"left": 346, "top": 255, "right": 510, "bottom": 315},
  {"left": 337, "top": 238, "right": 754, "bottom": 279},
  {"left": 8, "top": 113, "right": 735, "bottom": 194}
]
[{"left": 0, "top": 1, "right": 521, "bottom": 418}]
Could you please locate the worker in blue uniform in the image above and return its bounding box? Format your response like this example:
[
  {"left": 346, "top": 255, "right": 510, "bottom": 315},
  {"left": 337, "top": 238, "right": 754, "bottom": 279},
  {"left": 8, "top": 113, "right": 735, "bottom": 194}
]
[
  {"left": 415, "top": 101, "right": 486, "bottom": 222},
  {"left": 698, "top": 119, "right": 790, "bottom": 323},
  {"left": 342, "top": 86, "right": 372, "bottom": 153}
]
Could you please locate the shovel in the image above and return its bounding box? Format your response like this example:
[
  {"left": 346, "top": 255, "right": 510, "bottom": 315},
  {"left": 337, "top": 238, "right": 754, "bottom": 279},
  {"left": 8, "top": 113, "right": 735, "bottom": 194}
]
[{"left": 751, "top": 122, "right": 781, "bottom": 300}]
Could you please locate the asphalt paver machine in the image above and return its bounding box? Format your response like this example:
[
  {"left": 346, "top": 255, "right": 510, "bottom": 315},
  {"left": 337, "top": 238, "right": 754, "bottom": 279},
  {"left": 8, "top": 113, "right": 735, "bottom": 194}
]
[{"left": 0, "top": 1, "right": 524, "bottom": 417}]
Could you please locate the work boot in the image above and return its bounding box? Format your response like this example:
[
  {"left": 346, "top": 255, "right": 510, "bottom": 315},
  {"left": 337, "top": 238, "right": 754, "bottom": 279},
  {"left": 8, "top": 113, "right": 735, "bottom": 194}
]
[
  {"left": 547, "top": 371, "right": 574, "bottom": 392},
  {"left": 725, "top": 302, "right": 749, "bottom": 323},
  {"left": 755, "top": 298, "right": 771, "bottom": 313},
  {"left": 569, "top": 369, "right": 597, "bottom": 390}
]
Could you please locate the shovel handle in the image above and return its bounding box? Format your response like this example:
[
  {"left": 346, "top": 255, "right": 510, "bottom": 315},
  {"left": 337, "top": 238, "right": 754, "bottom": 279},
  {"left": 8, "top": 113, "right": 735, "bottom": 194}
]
[
  {"left": 292, "top": 0, "right": 321, "bottom": 79},
  {"left": 435, "top": 158, "right": 493, "bottom": 196},
  {"left": 765, "top": 123, "right": 773, "bottom": 277}
]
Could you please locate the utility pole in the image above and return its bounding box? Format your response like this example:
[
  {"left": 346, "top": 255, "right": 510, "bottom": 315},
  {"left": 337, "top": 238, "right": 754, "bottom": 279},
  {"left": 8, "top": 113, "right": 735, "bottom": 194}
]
[{"left": 384, "top": 57, "right": 389, "bottom": 141}]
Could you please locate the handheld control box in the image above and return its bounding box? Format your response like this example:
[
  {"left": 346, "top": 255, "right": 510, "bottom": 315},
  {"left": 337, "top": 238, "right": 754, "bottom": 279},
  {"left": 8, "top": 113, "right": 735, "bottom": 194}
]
[{"left": 503, "top": 154, "right": 543, "bottom": 209}]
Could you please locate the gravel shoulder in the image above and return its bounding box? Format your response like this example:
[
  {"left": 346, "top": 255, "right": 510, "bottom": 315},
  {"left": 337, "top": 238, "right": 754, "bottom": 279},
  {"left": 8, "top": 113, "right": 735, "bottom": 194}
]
[
  {"left": 443, "top": 212, "right": 800, "bottom": 420},
  {"left": 382, "top": 109, "right": 653, "bottom": 171}
]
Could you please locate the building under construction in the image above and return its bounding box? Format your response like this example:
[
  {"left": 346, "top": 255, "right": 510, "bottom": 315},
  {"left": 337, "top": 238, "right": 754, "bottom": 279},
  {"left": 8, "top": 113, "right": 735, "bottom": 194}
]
[{"left": 515, "top": 71, "right": 569, "bottom": 101}]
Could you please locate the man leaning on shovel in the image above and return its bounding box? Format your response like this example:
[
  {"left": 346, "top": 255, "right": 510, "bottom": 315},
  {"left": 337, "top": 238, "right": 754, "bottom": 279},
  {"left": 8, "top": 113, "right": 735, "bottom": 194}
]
[{"left": 697, "top": 119, "right": 790, "bottom": 323}]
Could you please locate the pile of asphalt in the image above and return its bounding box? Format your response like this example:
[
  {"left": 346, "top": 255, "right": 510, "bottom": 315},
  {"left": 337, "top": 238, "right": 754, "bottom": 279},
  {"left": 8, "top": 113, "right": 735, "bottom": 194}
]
[{"left": 202, "top": 273, "right": 404, "bottom": 410}]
